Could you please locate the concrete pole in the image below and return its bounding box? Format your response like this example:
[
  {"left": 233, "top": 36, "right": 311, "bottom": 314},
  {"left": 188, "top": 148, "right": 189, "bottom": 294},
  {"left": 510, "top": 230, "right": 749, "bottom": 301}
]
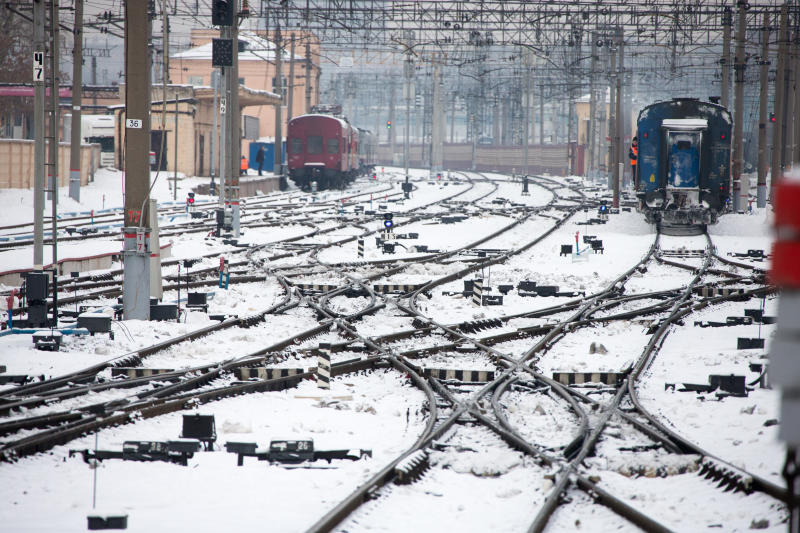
[
  {"left": 785, "top": 30, "right": 796, "bottom": 173},
  {"left": 122, "top": 0, "right": 152, "bottom": 320},
  {"left": 162, "top": 0, "right": 170, "bottom": 83},
  {"left": 731, "top": 0, "right": 747, "bottom": 212},
  {"left": 794, "top": 36, "right": 800, "bottom": 168},
  {"left": 539, "top": 85, "right": 544, "bottom": 145},
  {"left": 772, "top": 4, "right": 788, "bottom": 199},
  {"left": 757, "top": 13, "right": 769, "bottom": 208},
  {"left": 173, "top": 93, "right": 178, "bottom": 201},
  {"left": 273, "top": 25, "right": 283, "bottom": 174},
  {"left": 211, "top": 68, "right": 218, "bottom": 179},
  {"left": 404, "top": 54, "right": 412, "bottom": 179},
  {"left": 721, "top": 7, "right": 731, "bottom": 109},
  {"left": 68, "top": 0, "right": 83, "bottom": 202},
  {"left": 305, "top": 42, "right": 312, "bottom": 113},
  {"left": 33, "top": 0, "right": 45, "bottom": 269},
  {"left": 450, "top": 91, "right": 455, "bottom": 144},
  {"left": 431, "top": 60, "right": 443, "bottom": 171},
  {"left": 524, "top": 53, "right": 530, "bottom": 175},
  {"left": 389, "top": 82, "right": 396, "bottom": 164},
  {"left": 588, "top": 35, "right": 598, "bottom": 179},
  {"left": 219, "top": 65, "right": 227, "bottom": 207},
  {"left": 48, "top": 0, "right": 60, "bottom": 273},
  {"left": 614, "top": 41, "right": 622, "bottom": 208},
  {"left": 230, "top": 0, "right": 241, "bottom": 238},
  {"left": 287, "top": 33, "right": 295, "bottom": 124},
  {"left": 608, "top": 44, "right": 617, "bottom": 191}
]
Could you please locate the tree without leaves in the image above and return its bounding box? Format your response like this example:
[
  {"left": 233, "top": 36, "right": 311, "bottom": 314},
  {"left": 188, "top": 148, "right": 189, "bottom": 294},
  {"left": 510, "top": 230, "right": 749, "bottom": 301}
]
[{"left": 0, "top": 5, "right": 34, "bottom": 137}]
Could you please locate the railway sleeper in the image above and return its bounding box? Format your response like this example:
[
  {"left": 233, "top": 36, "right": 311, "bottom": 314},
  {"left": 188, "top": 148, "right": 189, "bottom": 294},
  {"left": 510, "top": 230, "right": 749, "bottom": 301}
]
[
  {"left": 394, "top": 450, "right": 430, "bottom": 485},
  {"left": 698, "top": 456, "right": 754, "bottom": 494}
]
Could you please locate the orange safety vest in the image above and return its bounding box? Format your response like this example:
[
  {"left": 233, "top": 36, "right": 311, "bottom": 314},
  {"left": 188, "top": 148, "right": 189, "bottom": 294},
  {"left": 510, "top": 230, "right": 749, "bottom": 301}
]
[
  {"left": 240, "top": 157, "right": 248, "bottom": 170},
  {"left": 629, "top": 144, "right": 638, "bottom": 166}
]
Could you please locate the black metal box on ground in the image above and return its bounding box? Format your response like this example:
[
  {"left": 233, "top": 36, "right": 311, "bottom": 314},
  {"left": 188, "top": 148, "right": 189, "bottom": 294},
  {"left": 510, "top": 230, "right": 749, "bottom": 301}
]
[
  {"left": 181, "top": 414, "right": 216, "bottom": 448},
  {"left": 150, "top": 304, "right": 178, "bottom": 321},
  {"left": 78, "top": 313, "right": 112, "bottom": 334},
  {"left": 709, "top": 374, "right": 747, "bottom": 395},
  {"left": 167, "top": 439, "right": 202, "bottom": 454},
  {"left": 187, "top": 292, "right": 208, "bottom": 306},
  {"left": 25, "top": 272, "right": 49, "bottom": 302},
  {"left": 535, "top": 285, "right": 559, "bottom": 297},
  {"left": 737, "top": 337, "right": 765, "bottom": 350},
  {"left": 517, "top": 280, "right": 537, "bottom": 292},
  {"left": 87, "top": 515, "right": 127, "bottom": 530},
  {"left": 225, "top": 441, "right": 258, "bottom": 454},
  {"left": 269, "top": 440, "right": 314, "bottom": 463}
]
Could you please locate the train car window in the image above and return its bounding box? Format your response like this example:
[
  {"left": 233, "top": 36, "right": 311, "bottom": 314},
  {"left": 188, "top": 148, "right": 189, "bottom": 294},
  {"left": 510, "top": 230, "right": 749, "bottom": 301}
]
[
  {"left": 307, "top": 135, "right": 323, "bottom": 154},
  {"left": 327, "top": 138, "right": 339, "bottom": 154},
  {"left": 676, "top": 140, "right": 692, "bottom": 150},
  {"left": 289, "top": 138, "right": 303, "bottom": 154}
]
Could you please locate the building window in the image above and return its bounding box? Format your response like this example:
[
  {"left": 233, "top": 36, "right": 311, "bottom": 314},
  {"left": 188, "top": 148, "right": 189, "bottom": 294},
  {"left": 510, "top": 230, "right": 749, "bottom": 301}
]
[
  {"left": 188, "top": 75, "right": 203, "bottom": 85},
  {"left": 307, "top": 135, "right": 322, "bottom": 154},
  {"left": 290, "top": 137, "right": 302, "bottom": 154},
  {"left": 327, "top": 138, "right": 339, "bottom": 154}
]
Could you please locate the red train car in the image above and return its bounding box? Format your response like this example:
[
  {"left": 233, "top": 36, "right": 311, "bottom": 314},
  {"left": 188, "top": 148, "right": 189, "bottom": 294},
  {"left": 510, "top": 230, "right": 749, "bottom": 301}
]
[{"left": 287, "top": 107, "right": 376, "bottom": 191}]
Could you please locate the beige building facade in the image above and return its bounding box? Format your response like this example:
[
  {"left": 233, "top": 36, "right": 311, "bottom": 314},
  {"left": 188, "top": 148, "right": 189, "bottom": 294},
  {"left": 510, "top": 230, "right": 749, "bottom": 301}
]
[
  {"left": 170, "top": 30, "right": 321, "bottom": 141},
  {"left": 115, "top": 83, "right": 279, "bottom": 177}
]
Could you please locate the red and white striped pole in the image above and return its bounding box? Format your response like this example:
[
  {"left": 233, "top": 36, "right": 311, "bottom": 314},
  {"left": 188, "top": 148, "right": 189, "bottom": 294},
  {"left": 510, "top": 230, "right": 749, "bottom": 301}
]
[{"left": 769, "top": 176, "right": 800, "bottom": 531}]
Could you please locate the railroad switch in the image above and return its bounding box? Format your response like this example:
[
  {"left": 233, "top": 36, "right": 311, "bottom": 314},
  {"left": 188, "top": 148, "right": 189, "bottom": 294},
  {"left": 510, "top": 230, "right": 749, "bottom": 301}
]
[
  {"left": 32, "top": 331, "right": 62, "bottom": 351},
  {"left": 71, "top": 440, "right": 202, "bottom": 466},
  {"left": 665, "top": 374, "right": 748, "bottom": 397},
  {"left": 228, "top": 439, "right": 372, "bottom": 466}
]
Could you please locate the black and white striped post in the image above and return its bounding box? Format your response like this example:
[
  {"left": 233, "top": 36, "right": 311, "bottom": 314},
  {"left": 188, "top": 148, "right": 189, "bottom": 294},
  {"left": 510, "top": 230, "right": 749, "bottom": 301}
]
[
  {"left": 357, "top": 238, "right": 364, "bottom": 258},
  {"left": 472, "top": 278, "right": 483, "bottom": 306},
  {"left": 317, "top": 342, "right": 331, "bottom": 389}
]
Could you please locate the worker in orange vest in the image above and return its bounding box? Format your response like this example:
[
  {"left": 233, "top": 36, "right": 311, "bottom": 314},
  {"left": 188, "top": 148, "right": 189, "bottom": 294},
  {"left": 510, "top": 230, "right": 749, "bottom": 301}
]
[
  {"left": 240, "top": 156, "right": 249, "bottom": 175},
  {"left": 629, "top": 136, "right": 638, "bottom": 181}
]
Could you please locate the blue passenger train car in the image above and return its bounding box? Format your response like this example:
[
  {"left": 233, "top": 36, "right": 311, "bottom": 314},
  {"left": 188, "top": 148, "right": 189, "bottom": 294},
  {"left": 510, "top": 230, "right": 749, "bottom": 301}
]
[{"left": 635, "top": 98, "right": 731, "bottom": 232}]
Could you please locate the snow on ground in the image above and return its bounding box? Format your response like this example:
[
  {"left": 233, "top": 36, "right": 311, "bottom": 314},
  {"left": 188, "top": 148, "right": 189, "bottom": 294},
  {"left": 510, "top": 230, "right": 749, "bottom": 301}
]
[{"left": 0, "top": 170, "right": 787, "bottom": 532}]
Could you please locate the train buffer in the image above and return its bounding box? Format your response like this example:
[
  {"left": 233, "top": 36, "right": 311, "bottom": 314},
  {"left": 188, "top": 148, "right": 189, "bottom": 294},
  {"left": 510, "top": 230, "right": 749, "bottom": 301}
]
[
  {"left": 423, "top": 368, "right": 496, "bottom": 383},
  {"left": 551, "top": 369, "right": 631, "bottom": 388},
  {"left": 693, "top": 287, "right": 749, "bottom": 298},
  {"left": 227, "top": 439, "right": 372, "bottom": 466},
  {"left": 372, "top": 283, "right": 430, "bottom": 295},
  {"left": 111, "top": 367, "right": 176, "bottom": 379}
]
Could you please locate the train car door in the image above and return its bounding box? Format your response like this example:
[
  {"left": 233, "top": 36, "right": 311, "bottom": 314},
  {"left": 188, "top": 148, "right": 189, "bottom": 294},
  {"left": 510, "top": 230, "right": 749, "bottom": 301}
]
[{"left": 666, "top": 131, "right": 701, "bottom": 189}]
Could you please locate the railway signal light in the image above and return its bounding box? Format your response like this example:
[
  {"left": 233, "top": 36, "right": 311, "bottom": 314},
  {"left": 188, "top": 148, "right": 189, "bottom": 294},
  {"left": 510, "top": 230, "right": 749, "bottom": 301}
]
[
  {"left": 383, "top": 213, "right": 393, "bottom": 229},
  {"left": 187, "top": 192, "right": 195, "bottom": 204},
  {"left": 386, "top": 120, "right": 391, "bottom": 129},
  {"left": 212, "top": 0, "right": 233, "bottom": 26},
  {"left": 770, "top": 112, "right": 776, "bottom": 123}
]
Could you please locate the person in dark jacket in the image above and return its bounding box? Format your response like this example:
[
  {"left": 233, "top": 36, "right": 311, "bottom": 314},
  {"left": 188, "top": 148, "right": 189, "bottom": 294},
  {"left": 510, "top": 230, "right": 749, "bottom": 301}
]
[{"left": 256, "top": 145, "right": 265, "bottom": 176}]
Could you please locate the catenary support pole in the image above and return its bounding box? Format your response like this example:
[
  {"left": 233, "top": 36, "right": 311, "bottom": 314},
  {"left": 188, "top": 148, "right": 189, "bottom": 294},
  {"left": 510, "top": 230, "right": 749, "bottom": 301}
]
[
  {"left": 273, "top": 23, "right": 283, "bottom": 175},
  {"left": 122, "top": 0, "right": 152, "bottom": 320},
  {"left": 608, "top": 42, "right": 617, "bottom": 192},
  {"left": 230, "top": 0, "right": 241, "bottom": 238},
  {"left": 287, "top": 33, "right": 295, "bottom": 125},
  {"left": 721, "top": 7, "right": 731, "bottom": 109},
  {"left": 772, "top": 4, "right": 789, "bottom": 200},
  {"left": 304, "top": 42, "right": 312, "bottom": 113},
  {"left": 757, "top": 12, "right": 770, "bottom": 208},
  {"left": 33, "top": 0, "right": 45, "bottom": 269},
  {"left": 68, "top": 0, "right": 83, "bottom": 202},
  {"left": 48, "top": 0, "right": 60, "bottom": 275},
  {"left": 732, "top": 0, "right": 747, "bottom": 212},
  {"left": 173, "top": 92, "right": 178, "bottom": 201}
]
